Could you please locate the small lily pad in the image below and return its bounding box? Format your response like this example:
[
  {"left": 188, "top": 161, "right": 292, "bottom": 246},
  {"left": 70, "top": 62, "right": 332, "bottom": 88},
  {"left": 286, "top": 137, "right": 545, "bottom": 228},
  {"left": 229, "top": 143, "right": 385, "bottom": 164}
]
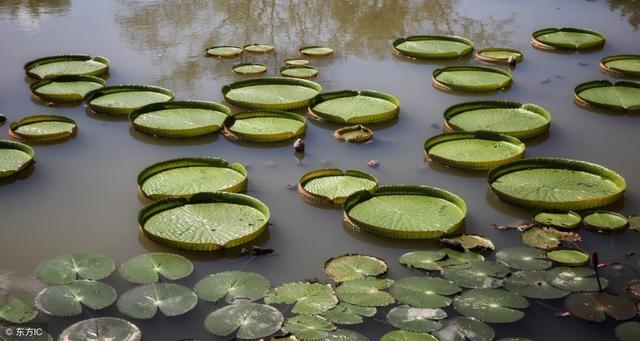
[
  {"left": 204, "top": 302, "right": 283, "bottom": 339},
  {"left": 437, "top": 249, "right": 486, "bottom": 268},
  {"left": 574, "top": 80, "right": 640, "bottom": 111},
  {"left": 381, "top": 330, "right": 438, "bottom": 341},
  {"left": 546, "top": 249, "right": 590, "bottom": 267},
  {"left": 36, "top": 252, "right": 115, "bottom": 285},
  {"left": 334, "top": 125, "right": 374, "bottom": 143},
  {"left": 9, "top": 115, "right": 77, "bottom": 142},
  {"left": 583, "top": 211, "right": 629, "bottom": 232},
  {"left": 85, "top": 85, "right": 174, "bottom": 116},
  {"left": 222, "top": 77, "right": 321, "bottom": 110},
  {"left": 35, "top": 280, "right": 117, "bottom": 316},
  {"left": 398, "top": 250, "right": 448, "bottom": 271},
  {"left": 324, "top": 254, "right": 387, "bottom": 282},
  {"left": 504, "top": 271, "right": 569, "bottom": 299},
  {"left": 521, "top": 227, "right": 581, "bottom": 250},
  {"left": 441, "top": 261, "right": 510, "bottom": 289},
  {"left": 194, "top": 271, "right": 270, "bottom": 303},
  {"left": 600, "top": 55, "right": 640, "bottom": 78},
  {"left": 616, "top": 321, "right": 640, "bottom": 341},
  {"left": 233, "top": 63, "right": 268, "bottom": 75},
  {"left": 496, "top": 247, "right": 552, "bottom": 271},
  {"left": 453, "top": 289, "right": 529, "bottom": 323},
  {"left": 432, "top": 317, "right": 495, "bottom": 341},
  {"left": 432, "top": 66, "right": 512, "bottom": 92},
  {"left": 265, "top": 282, "right": 338, "bottom": 315},
  {"left": 393, "top": 35, "right": 473, "bottom": 59},
  {"left": 58, "top": 317, "right": 141, "bottom": 341},
  {"left": 389, "top": 276, "right": 461, "bottom": 308},
  {"left": 324, "top": 330, "right": 369, "bottom": 341},
  {"left": 224, "top": 110, "right": 306, "bottom": 142},
  {"left": 30, "top": 75, "right": 105, "bottom": 102},
  {"left": 285, "top": 58, "right": 310, "bottom": 66},
  {"left": 300, "top": 46, "right": 333, "bottom": 56},
  {"left": 117, "top": 283, "right": 198, "bottom": 319},
  {"left": 281, "top": 65, "right": 319, "bottom": 79},
  {"left": 300, "top": 169, "right": 378, "bottom": 206},
  {"left": 24, "top": 54, "right": 110, "bottom": 79},
  {"left": 281, "top": 315, "right": 336, "bottom": 340},
  {"left": 564, "top": 292, "right": 636, "bottom": 322},
  {"left": 0, "top": 294, "right": 38, "bottom": 324},
  {"left": 0, "top": 140, "right": 34, "bottom": 178},
  {"left": 206, "top": 45, "right": 244, "bottom": 58},
  {"left": 244, "top": 43, "right": 275, "bottom": 53},
  {"left": 308, "top": 90, "right": 399, "bottom": 124},
  {"left": 322, "top": 302, "right": 376, "bottom": 325},
  {"left": 545, "top": 267, "right": 609, "bottom": 292},
  {"left": 531, "top": 27, "right": 605, "bottom": 50},
  {"left": 475, "top": 48, "right": 523, "bottom": 64},
  {"left": 439, "top": 234, "right": 495, "bottom": 252},
  {"left": 386, "top": 306, "right": 447, "bottom": 333},
  {"left": 119, "top": 252, "right": 193, "bottom": 284},
  {"left": 533, "top": 211, "right": 582, "bottom": 229},
  {"left": 335, "top": 278, "right": 395, "bottom": 307}
]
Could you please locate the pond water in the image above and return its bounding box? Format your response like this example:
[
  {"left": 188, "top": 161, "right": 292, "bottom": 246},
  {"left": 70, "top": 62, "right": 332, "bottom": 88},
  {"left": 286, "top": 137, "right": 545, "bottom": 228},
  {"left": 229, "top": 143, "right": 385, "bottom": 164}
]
[{"left": 1, "top": 0, "right": 640, "bottom": 340}]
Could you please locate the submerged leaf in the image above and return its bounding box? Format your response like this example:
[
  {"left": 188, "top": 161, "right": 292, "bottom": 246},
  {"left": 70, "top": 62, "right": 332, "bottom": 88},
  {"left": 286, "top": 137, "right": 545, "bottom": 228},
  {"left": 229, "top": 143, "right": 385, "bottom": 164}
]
[
  {"left": 521, "top": 227, "right": 581, "bottom": 250},
  {"left": 616, "top": 321, "right": 640, "bottom": 341},
  {"left": 58, "top": 317, "right": 141, "bottom": 341},
  {"left": 389, "top": 276, "right": 461, "bottom": 308},
  {"left": 204, "top": 302, "right": 283, "bottom": 339},
  {"left": 265, "top": 282, "right": 338, "bottom": 315},
  {"left": 0, "top": 294, "right": 38, "bottom": 323},
  {"left": 324, "top": 254, "right": 388, "bottom": 282},
  {"left": 504, "top": 271, "right": 569, "bottom": 299},
  {"left": 119, "top": 253, "right": 193, "bottom": 284},
  {"left": 117, "top": 283, "right": 197, "bottom": 319},
  {"left": 36, "top": 253, "right": 115, "bottom": 285},
  {"left": 281, "top": 315, "right": 336, "bottom": 340},
  {"left": 440, "top": 234, "right": 495, "bottom": 252},
  {"left": 194, "top": 271, "right": 270, "bottom": 303}
]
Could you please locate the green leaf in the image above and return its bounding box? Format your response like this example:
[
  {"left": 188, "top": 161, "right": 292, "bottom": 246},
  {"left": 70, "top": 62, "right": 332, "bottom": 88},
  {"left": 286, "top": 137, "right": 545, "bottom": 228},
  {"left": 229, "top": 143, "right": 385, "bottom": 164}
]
[
  {"left": 389, "top": 276, "right": 461, "bottom": 308},
  {"left": 10, "top": 115, "right": 76, "bottom": 142},
  {"left": 546, "top": 249, "right": 590, "bottom": 266},
  {"left": 58, "top": 317, "right": 141, "bottom": 341},
  {"left": 335, "top": 278, "right": 394, "bottom": 307},
  {"left": 323, "top": 329, "right": 369, "bottom": 341},
  {"left": 441, "top": 261, "right": 510, "bottom": 289},
  {"left": 433, "top": 66, "right": 512, "bottom": 92},
  {"left": 0, "top": 294, "right": 38, "bottom": 324},
  {"left": 532, "top": 27, "right": 605, "bottom": 50},
  {"left": 285, "top": 58, "right": 310, "bottom": 66},
  {"left": 521, "top": 227, "right": 581, "bottom": 250},
  {"left": 545, "top": 267, "right": 609, "bottom": 292},
  {"left": 119, "top": 252, "right": 193, "bottom": 284},
  {"left": 439, "top": 234, "right": 495, "bottom": 252},
  {"left": 324, "top": 254, "right": 387, "bottom": 282},
  {"left": 398, "top": 250, "right": 447, "bottom": 271},
  {"left": 437, "top": 249, "right": 485, "bottom": 268},
  {"left": 35, "top": 280, "right": 116, "bottom": 316},
  {"left": 206, "top": 45, "right": 243, "bottom": 58},
  {"left": 308, "top": 90, "right": 399, "bottom": 124},
  {"left": 36, "top": 252, "right": 115, "bottom": 285},
  {"left": 204, "top": 302, "right": 283, "bottom": 339},
  {"left": 264, "top": 282, "right": 337, "bottom": 315},
  {"left": 334, "top": 125, "right": 374, "bottom": 143},
  {"left": 386, "top": 306, "right": 447, "bottom": 332},
  {"left": 299, "top": 46, "right": 333, "bottom": 56},
  {"left": 225, "top": 110, "right": 306, "bottom": 142},
  {"left": 222, "top": 77, "right": 321, "bottom": 110},
  {"left": 300, "top": 169, "right": 378, "bottom": 206},
  {"left": 281, "top": 65, "right": 318, "bottom": 79},
  {"left": 0, "top": 140, "right": 34, "bottom": 178},
  {"left": 453, "top": 289, "right": 529, "bottom": 323},
  {"left": 575, "top": 80, "right": 640, "bottom": 111},
  {"left": 583, "top": 211, "right": 629, "bottom": 232},
  {"left": 281, "top": 315, "right": 336, "bottom": 340},
  {"left": 393, "top": 35, "right": 473, "bottom": 59},
  {"left": 244, "top": 44, "right": 274, "bottom": 53},
  {"left": 532, "top": 211, "right": 582, "bottom": 229},
  {"left": 24, "top": 55, "right": 110, "bottom": 79},
  {"left": 564, "top": 292, "right": 636, "bottom": 322},
  {"left": 86, "top": 85, "right": 174, "bottom": 116},
  {"left": 601, "top": 55, "right": 640, "bottom": 77},
  {"left": 30, "top": 75, "right": 105, "bottom": 102},
  {"left": 432, "top": 317, "right": 495, "bottom": 341},
  {"left": 117, "top": 283, "right": 197, "bottom": 319},
  {"left": 475, "top": 48, "right": 523, "bottom": 63},
  {"left": 322, "top": 302, "right": 376, "bottom": 325},
  {"left": 504, "top": 271, "right": 569, "bottom": 299},
  {"left": 233, "top": 63, "right": 267, "bottom": 75},
  {"left": 496, "top": 246, "right": 552, "bottom": 271},
  {"left": 194, "top": 271, "right": 270, "bottom": 303},
  {"left": 130, "top": 101, "right": 230, "bottom": 138},
  {"left": 616, "top": 321, "right": 640, "bottom": 341},
  {"left": 380, "top": 330, "right": 438, "bottom": 341}
]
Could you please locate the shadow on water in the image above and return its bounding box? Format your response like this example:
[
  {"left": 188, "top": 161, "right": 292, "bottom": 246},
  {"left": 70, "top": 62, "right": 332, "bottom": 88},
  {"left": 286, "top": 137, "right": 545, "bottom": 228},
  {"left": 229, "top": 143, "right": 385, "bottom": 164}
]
[{"left": 425, "top": 158, "right": 488, "bottom": 178}]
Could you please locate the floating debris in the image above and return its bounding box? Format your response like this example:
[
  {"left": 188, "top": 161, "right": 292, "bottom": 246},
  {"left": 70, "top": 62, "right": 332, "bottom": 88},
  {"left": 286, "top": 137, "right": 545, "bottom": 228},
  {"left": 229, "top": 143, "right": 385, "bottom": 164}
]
[{"left": 294, "top": 138, "right": 305, "bottom": 153}]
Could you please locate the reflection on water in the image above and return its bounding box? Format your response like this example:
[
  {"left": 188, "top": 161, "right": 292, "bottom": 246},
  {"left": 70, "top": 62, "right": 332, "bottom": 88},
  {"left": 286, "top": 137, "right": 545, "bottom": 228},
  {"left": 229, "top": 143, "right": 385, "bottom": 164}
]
[
  {"left": 608, "top": 0, "right": 640, "bottom": 29},
  {"left": 0, "top": 0, "right": 69, "bottom": 31}
]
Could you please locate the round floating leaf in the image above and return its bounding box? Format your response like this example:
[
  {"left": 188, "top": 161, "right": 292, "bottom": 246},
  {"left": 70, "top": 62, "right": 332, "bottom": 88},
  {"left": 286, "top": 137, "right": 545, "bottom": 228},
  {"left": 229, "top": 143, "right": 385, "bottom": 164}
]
[
  {"left": 442, "top": 261, "right": 510, "bottom": 289},
  {"left": 334, "top": 124, "right": 373, "bottom": 143},
  {"left": 432, "top": 317, "right": 495, "bottom": 341},
  {"left": 117, "top": 283, "right": 197, "bottom": 319},
  {"left": 30, "top": 75, "right": 105, "bottom": 102},
  {"left": 85, "top": 85, "right": 174, "bottom": 116},
  {"left": 58, "top": 317, "right": 141, "bottom": 341},
  {"left": 138, "top": 192, "right": 270, "bottom": 251},
  {"left": 222, "top": 77, "right": 321, "bottom": 110},
  {"left": 425, "top": 131, "right": 524, "bottom": 170},
  {"left": 9, "top": 115, "right": 77, "bottom": 142},
  {"left": 439, "top": 234, "right": 495, "bottom": 252},
  {"left": 224, "top": 110, "right": 306, "bottom": 142},
  {"left": 616, "top": 321, "right": 640, "bottom": 341},
  {"left": 299, "top": 169, "right": 378, "bottom": 207},
  {"left": 600, "top": 55, "right": 640, "bottom": 78},
  {"left": 437, "top": 249, "right": 485, "bottom": 268},
  {"left": 322, "top": 302, "right": 376, "bottom": 325},
  {"left": 281, "top": 65, "right": 318, "bottom": 79},
  {"left": 624, "top": 279, "right": 640, "bottom": 300},
  {"left": 583, "top": 211, "right": 629, "bottom": 232},
  {"left": 343, "top": 185, "right": 467, "bottom": 239},
  {"left": 24, "top": 54, "right": 110, "bottom": 79},
  {"left": 475, "top": 48, "right": 523, "bottom": 64},
  {"left": 285, "top": 58, "right": 310, "bottom": 66},
  {"left": 206, "top": 45, "right": 244, "bottom": 58},
  {"left": 0, "top": 294, "right": 38, "bottom": 324},
  {"left": 533, "top": 211, "right": 582, "bottom": 229},
  {"left": 265, "top": 282, "right": 337, "bottom": 315},
  {"left": 488, "top": 157, "right": 626, "bottom": 210},
  {"left": 393, "top": 35, "right": 473, "bottom": 59},
  {"left": 244, "top": 43, "right": 275, "bottom": 53},
  {"left": 204, "top": 302, "right": 283, "bottom": 339},
  {"left": 545, "top": 267, "right": 609, "bottom": 292},
  {"left": 546, "top": 249, "right": 589, "bottom": 267},
  {"left": 496, "top": 247, "right": 551, "bottom": 271},
  {"left": 453, "top": 289, "right": 528, "bottom": 323},
  {"left": 282, "top": 315, "right": 336, "bottom": 340},
  {"left": 35, "top": 280, "right": 116, "bottom": 316},
  {"left": 444, "top": 100, "right": 551, "bottom": 140},
  {"left": 323, "top": 254, "right": 387, "bottom": 282},
  {"left": 564, "top": 292, "right": 636, "bottom": 322},
  {"left": 398, "top": 250, "right": 447, "bottom": 271},
  {"left": 0, "top": 140, "right": 34, "bottom": 178},
  {"left": 521, "top": 227, "right": 581, "bottom": 250},
  {"left": 531, "top": 27, "right": 605, "bottom": 50},
  {"left": 119, "top": 252, "right": 193, "bottom": 284},
  {"left": 137, "top": 157, "right": 248, "bottom": 200},
  {"left": 323, "top": 329, "right": 369, "bottom": 341},
  {"left": 381, "top": 330, "right": 438, "bottom": 341},
  {"left": 504, "top": 271, "right": 569, "bottom": 299},
  {"left": 432, "top": 66, "right": 512, "bottom": 92},
  {"left": 299, "top": 46, "right": 333, "bottom": 56},
  {"left": 194, "top": 271, "right": 270, "bottom": 303},
  {"left": 387, "top": 306, "right": 447, "bottom": 333},
  {"left": 335, "top": 278, "right": 395, "bottom": 307},
  {"left": 130, "top": 100, "right": 231, "bottom": 138},
  {"left": 574, "top": 80, "right": 640, "bottom": 111},
  {"left": 233, "top": 63, "right": 267, "bottom": 75},
  {"left": 389, "top": 276, "right": 461, "bottom": 308},
  {"left": 36, "top": 252, "right": 114, "bottom": 285},
  {"left": 308, "top": 90, "right": 399, "bottom": 124}
]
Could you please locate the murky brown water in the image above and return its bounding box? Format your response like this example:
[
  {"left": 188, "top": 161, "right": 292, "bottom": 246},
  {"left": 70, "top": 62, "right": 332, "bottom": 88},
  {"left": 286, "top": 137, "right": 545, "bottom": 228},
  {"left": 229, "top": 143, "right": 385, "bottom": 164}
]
[{"left": 1, "top": 0, "right": 640, "bottom": 340}]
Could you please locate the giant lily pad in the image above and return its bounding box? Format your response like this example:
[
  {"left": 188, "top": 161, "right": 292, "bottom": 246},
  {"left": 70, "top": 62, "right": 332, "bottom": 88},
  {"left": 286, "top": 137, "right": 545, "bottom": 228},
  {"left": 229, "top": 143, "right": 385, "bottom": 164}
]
[
  {"left": 244, "top": 43, "right": 275, "bottom": 53},
  {"left": 30, "top": 75, "right": 105, "bottom": 102},
  {"left": 574, "top": 80, "right": 640, "bottom": 111},
  {"left": 299, "top": 46, "right": 333, "bottom": 56},
  {"left": 308, "top": 90, "right": 399, "bottom": 124},
  {"left": 322, "top": 302, "right": 376, "bottom": 325},
  {"left": 58, "top": 317, "right": 141, "bottom": 341},
  {"left": 381, "top": 330, "right": 438, "bottom": 341},
  {"left": 488, "top": 157, "right": 626, "bottom": 210},
  {"left": 34, "top": 280, "right": 116, "bottom": 316},
  {"left": 0, "top": 294, "right": 38, "bottom": 324},
  {"left": 533, "top": 211, "right": 582, "bottom": 229},
  {"left": 137, "top": 157, "right": 248, "bottom": 200},
  {"left": 386, "top": 306, "right": 447, "bottom": 333},
  {"left": 265, "top": 282, "right": 337, "bottom": 315},
  {"left": 117, "top": 283, "right": 197, "bottom": 319},
  {"left": 432, "top": 66, "right": 512, "bottom": 92},
  {"left": 583, "top": 211, "right": 629, "bottom": 232},
  {"left": 475, "top": 48, "right": 523, "bottom": 64},
  {"left": 119, "top": 252, "right": 193, "bottom": 284},
  {"left": 546, "top": 249, "right": 590, "bottom": 267},
  {"left": 233, "top": 63, "right": 267, "bottom": 75},
  {"left": 443, "top": 100, "right": 551, "bottom": 140},
  {"left": 432, "top": 317, "right": 495, "bottom": 341},
  {"left": 323, "top": 254, "right": 387, "bottom": 282},
  {"left": 496, "top": 247, "right": 551, "bottom": 271},
  {"left": 390, "top": 276, "right": 461, "bottom": 308},
  {"left": 616, "top": 321, "right": 640, "bottom": 341},
  {"left": 424, "top": 131, "right": 525, "bottom": 170},
  {"left": 36, "top": 252, "right": 114, "bottom": 285},
  {"left": 85, "top": 85, "right": 174, "bottom": 116},
  {"left": 545, "top": 267, "right": 609, "bottom": 292},
  {"left": 281, "top": 65, "right": 319, "bottom": 79},
  {"left": 130, "top": 101, "right": 230, "bottom": 138},
  {"left": 222, "top": 77, "right": 321, "bottom": 110},
  {"left": 521, "top": 227, "right": 580, "bottom": 250},
  {"left": 441, "top": 261, "right": 510, "bottom": 289},
  {"left": 504, "top": 271, "right": 569, "bottom": 299},
  {"left": 564, "top": 292, "right": 636, "bottom": 322},
  {"left": 24, "top": 55, "right": 109, "bottom": 79},
  {"left": 393, "top": 35, "right": 474, "bottom": 59},
  {"left": 139, "top": 192, "right": 270, "bottom": 251},
  {"left": 204, "top": 302, "right": 283, "bottom": 339},
  {"left": 299, "top": 169, "right": 378, "bottom": 206},
  {"left": 334, "top": 125, "right": 374, "bottom": 143},
  {"left": 600, "top": 55, "right": 640, "bottom": 78},
  {"left": 9, "top": 115, "right": 77, "bottom": 142},
  {"left": 343, "top": 185, "right": 467, "bottom": 239},
  {"left": 0, "top": 140, "right": 34, "bottom": 178},
  {"left": 531, "top": 27, "right": 605, "bottom": 50},
  {"left": 453, "top": 289, "right": 529, "bottom": 323},
  {"left": 224, "top": 110, "right": 306, "bottom": 142},
  {"left": 282, "top": 315, "right": 336, "bottom": 340},
  {"left": 194, "top": 271, "right": 270, "bottom": 303},
  {"left": 205, "top": 45, "right": 244, "bottom": 58},
  {"left": 285, "top": 58, "right": 310, "bottom": 66},
  {"left": 335, "top": 278, "right": 395, "bottom": 307}
]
